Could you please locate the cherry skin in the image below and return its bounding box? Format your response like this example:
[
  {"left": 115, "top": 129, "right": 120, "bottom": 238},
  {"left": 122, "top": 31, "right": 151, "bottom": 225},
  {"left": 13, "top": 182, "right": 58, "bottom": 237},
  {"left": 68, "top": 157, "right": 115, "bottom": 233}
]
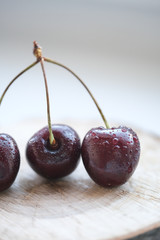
[
  {"left": 26, "top": 124, "right": 81, "bottom": 179},
  {"left": 0, "top": 133, "right": 20, "bottom": 192},
  {"left": 81, "top": 126, "right": 140, "bottom": 187}
]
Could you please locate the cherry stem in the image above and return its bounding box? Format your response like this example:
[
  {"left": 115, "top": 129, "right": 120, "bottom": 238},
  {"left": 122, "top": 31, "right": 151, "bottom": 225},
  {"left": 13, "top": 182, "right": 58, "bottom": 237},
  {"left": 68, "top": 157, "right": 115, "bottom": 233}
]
[
  {"left": 44, "top": 57, "right": 110, "bottom": 129},
  {"left": 0, "top": 61, "right": 39, "bottom": 105},
  {"left": 33, "top": 42, "right": 55, "bottom": 145},
  {"left": 40, "top": 58, "right": 55, "bottom": 145}
]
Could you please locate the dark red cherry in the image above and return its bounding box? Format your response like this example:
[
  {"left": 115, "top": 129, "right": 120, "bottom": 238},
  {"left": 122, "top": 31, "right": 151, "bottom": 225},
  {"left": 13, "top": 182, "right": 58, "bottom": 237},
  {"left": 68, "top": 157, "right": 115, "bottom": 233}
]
[
  {"left": 0, "top": 133, "right": 20, "bottom": 192},
  {"left": 26, "top": 124, "right": 81, "bottom": 179},
  {"left": 81, "top": 126, "right": 140, "bottom": 187}
]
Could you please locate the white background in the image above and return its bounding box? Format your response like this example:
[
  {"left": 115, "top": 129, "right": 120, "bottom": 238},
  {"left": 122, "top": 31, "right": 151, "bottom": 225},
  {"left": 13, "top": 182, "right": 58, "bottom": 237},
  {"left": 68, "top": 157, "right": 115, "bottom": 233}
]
[{"left": 0, "top": 0, "right": 160, "bottom": 135}]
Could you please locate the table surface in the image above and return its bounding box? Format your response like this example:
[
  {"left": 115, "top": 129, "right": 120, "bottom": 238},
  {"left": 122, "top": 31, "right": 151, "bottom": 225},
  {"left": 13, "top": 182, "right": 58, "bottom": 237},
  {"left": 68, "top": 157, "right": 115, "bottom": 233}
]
[{"left": 0, "top": 120, "right": 160, "bottom": 240}]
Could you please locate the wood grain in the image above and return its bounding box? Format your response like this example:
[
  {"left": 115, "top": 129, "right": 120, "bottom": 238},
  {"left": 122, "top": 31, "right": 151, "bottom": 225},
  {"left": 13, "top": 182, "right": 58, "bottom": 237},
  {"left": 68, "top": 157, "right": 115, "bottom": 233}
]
[{"left": 0, "top": 120, "right": 160, "bottom": 240}]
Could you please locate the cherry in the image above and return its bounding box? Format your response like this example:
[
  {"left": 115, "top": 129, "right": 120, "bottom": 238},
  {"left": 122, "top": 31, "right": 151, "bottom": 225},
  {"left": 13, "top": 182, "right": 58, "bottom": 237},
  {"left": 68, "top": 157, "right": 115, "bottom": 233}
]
[
  {"left": 82, "top": 126, "right": 140, "bottom": 187},
  {"left": 0, "top": 134, "right": 20, "bottom": 191},
  {"left": 26, "top": 124, "right": 80, "bottom": 179}
]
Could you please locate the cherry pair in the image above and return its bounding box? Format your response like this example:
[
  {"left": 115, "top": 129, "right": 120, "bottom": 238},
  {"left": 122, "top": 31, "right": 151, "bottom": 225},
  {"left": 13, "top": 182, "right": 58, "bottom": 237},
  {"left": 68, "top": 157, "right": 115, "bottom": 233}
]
[{"left": 0, "top": 42, "right": 140, "bottom": 192}]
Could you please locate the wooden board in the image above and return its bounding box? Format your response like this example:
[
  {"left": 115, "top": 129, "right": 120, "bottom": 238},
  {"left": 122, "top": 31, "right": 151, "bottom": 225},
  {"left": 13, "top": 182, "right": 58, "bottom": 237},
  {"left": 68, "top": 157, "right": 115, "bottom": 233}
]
[{"left": 0, "top": 120, "right": 160, "bottom": 240}]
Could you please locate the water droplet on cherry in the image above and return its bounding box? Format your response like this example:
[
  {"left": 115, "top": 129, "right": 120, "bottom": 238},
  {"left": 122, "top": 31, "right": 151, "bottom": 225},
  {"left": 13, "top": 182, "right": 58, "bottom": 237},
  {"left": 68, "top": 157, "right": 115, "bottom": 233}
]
[
  {"left": 128, "top": 165, "right": 133, "bottom": 173},
  {"left": 112, "top": 138, "right": 118, "bottom": 145},
  {"left": 113, "top": 145, "right": 120, "bottom": 150},
  {"left": 123, "top": 146, "right": 128, "bottom": 150},
  {"left": 133, "top": 136, "right": 138, "bottom": 143},
  {"left": 122, "top": 128, "right": 127, "bottom": 132}
]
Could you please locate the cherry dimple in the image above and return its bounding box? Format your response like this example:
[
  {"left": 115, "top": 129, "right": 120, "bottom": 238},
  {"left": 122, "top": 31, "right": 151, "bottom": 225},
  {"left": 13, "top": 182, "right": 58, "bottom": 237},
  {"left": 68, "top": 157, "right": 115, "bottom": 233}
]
[{"left": 133, "top": 136, "right": 138, "bottom": 143}]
